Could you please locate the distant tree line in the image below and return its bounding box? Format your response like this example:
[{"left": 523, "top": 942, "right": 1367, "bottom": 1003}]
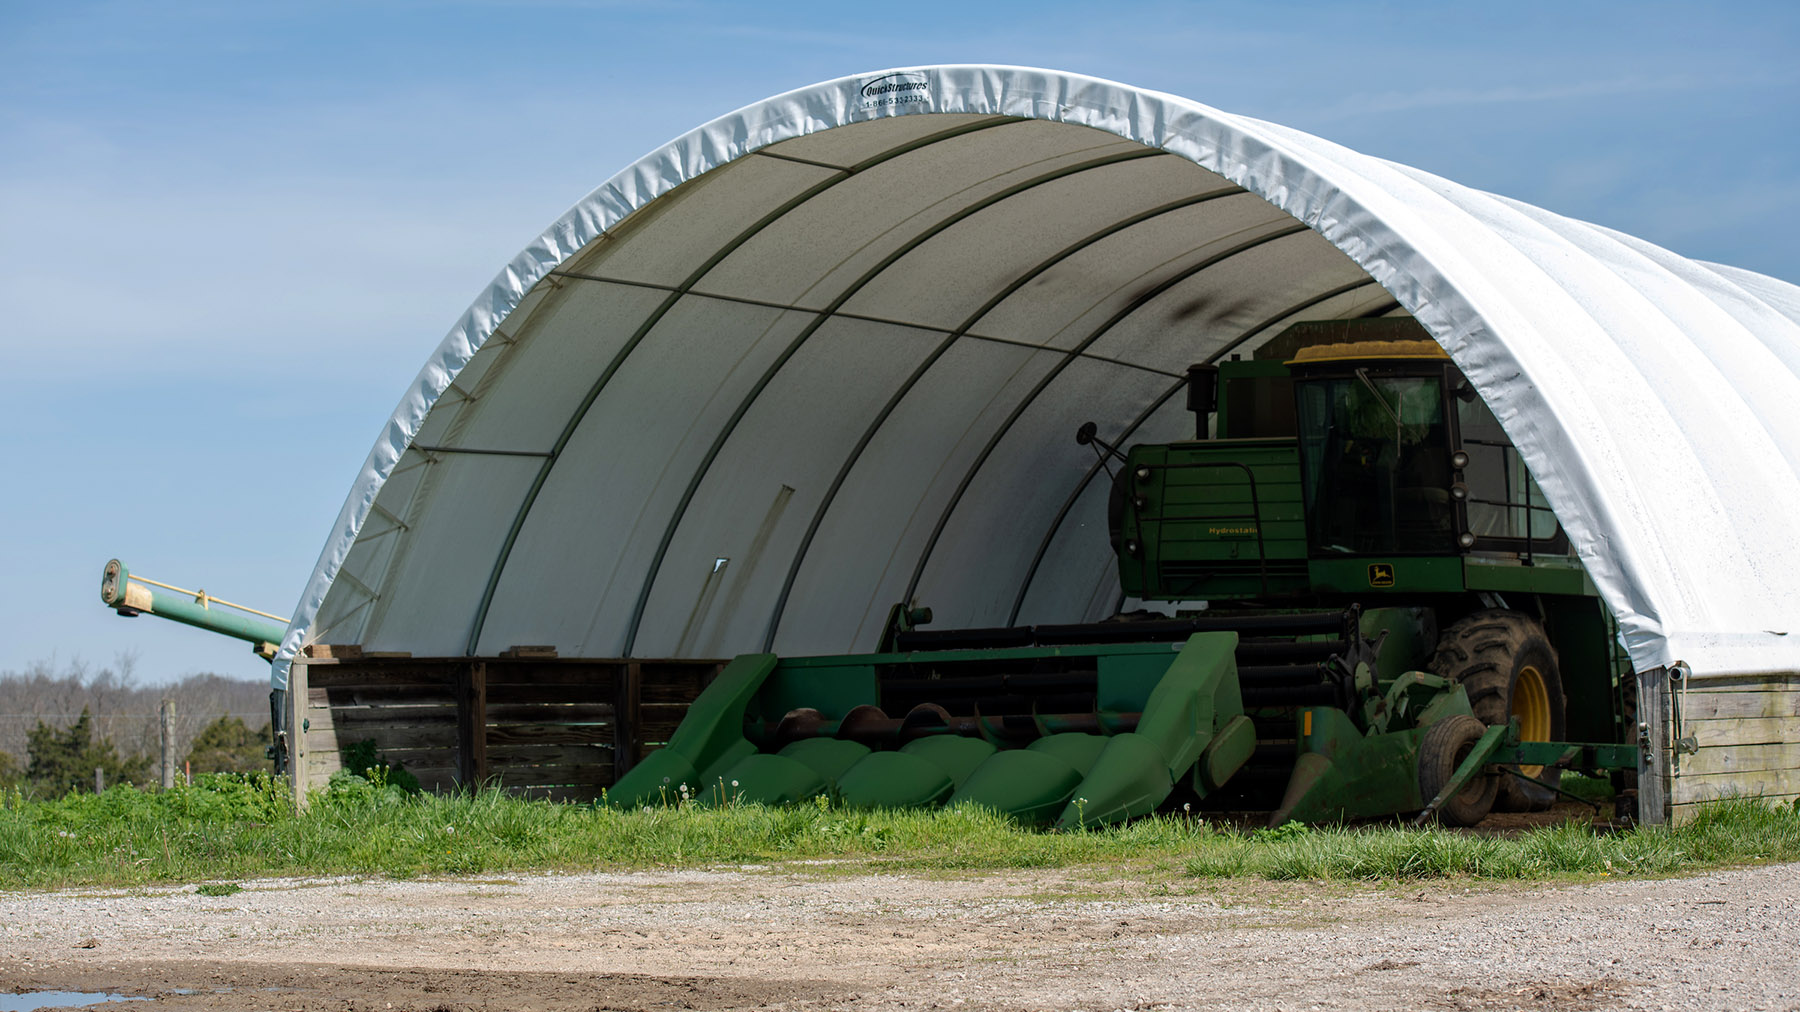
[{"left": 0, "top": 657, "right": 271, "bottom": 796}]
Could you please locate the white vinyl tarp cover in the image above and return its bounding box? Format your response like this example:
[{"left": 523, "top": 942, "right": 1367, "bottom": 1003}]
[{"left": 272, "top": 66, "right": 1800, "bottom": 691}]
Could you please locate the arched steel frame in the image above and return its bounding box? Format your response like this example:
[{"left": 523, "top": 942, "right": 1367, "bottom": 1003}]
[{"left": 462, "top": 117, "right": 1019, "bottom": 654}]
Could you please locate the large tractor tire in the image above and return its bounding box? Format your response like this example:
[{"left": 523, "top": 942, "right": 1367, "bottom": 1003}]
[
  {"left": 1429, "top": 609, "right": 1566, "bottom": 812},
  {"left": 1417, "top": 713, "right": 1498, "bottom": 827}
]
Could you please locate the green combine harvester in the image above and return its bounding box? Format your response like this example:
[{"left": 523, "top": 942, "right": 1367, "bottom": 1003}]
[{"left": 610, "top": 319, "right": 1639, "bottom": 827}]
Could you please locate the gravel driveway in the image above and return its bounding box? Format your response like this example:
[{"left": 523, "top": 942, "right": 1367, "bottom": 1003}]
[{"left": 3, "top": 861, "right": 1796, "bottom": 1011}]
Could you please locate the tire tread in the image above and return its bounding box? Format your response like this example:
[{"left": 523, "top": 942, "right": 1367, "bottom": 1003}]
[{"left": 1429, "top": 609, "right": 1566, "bottom": 812}]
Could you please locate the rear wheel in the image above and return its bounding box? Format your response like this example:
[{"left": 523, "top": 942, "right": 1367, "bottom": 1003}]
[
  {"left": 1417, "top": 713, "right": 1497, "bottom": 827},
  {"left": 1430, "top": 609, "right": 1566, "bottom": 812}
]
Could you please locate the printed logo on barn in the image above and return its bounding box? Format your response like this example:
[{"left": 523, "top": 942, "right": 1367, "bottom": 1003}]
[{"left": 860, "top": 72, "right": 932, "bottom": 109}]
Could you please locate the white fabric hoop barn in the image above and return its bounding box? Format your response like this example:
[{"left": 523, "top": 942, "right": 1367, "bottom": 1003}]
[{"left": 274, "top": 66, "right": 1800, "bottom": 691}]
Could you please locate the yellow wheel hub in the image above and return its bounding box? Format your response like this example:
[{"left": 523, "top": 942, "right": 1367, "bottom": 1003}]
[{"left": 1512, "top": 664, "right": 1551, "bottom": 776}]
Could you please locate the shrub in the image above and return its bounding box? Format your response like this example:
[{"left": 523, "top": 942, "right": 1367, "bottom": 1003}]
[
  {"left": 26, "top": 708, "right": 150, "bottom": 796},
  {"left": 338, "top": 740, "right": 421, "bottom": 794},
  {"left": 186, "top": 715, "right": 273, "bottom": 776},
  {"left": 0, "top": 750, "right": 21, "bottom": 791}
]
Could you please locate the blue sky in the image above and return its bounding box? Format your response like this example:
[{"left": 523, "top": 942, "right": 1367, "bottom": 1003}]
[{"left": 2, "top": 0, "right": 1796, "bottom": 686}]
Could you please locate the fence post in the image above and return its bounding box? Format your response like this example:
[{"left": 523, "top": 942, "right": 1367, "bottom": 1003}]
[
  {"left": 94, "top": 767, "right": 105, "bottom": 793},
  {"left": 160, "top": 698, "right": 177, "bottom": 789}
]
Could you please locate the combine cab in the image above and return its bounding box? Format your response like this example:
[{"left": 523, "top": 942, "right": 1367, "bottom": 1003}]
[{"left": 614, "top": 319, "right": 1639, "bottom": 827}]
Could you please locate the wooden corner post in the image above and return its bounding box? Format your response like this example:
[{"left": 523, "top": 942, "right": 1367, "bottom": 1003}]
[
  {"left": 285, "top": 659, "right": 310, "bottom": 810},
  {"left": 615, "top": 661, "right": 643, "bottom": 778},
  {"left": 457, "top": 661, "right": 489, "bottom": 791},
  {"left": 1635, "top": 665, "right": 1671, "bottom": 825}
]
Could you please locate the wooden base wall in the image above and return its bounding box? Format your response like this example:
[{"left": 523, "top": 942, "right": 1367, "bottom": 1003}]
[
  {"left": 281, "top": 654, "right": 1797, "bottom": 820},
  {"left": 285, "top": 655, "right": 721, "bottom": 804},
  {"left": 1640, "top": 668, "right": 1800, "bottom": 824}
]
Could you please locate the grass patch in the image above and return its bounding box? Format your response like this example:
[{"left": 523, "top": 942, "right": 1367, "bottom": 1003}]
[
  {"left": 1557, "top": 773, "right": 1616, "bottom": 803},
  {"left": 195, "top": 882, "right": 243, "bottom": 896},
  {"left": 3, "top": 775, "right": 1797, "bottom": 890},
  {"left": 1184, "top": 799, "right": 1800, "bottom": 880}
]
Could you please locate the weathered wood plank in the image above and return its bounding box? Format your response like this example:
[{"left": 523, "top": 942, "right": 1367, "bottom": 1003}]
[
  {"left": 308, "top": 747, "right": 342, "bottom": 780},
  {"left": 633, "top": 659, "right": 724, "bottom": 672},
  {"left": 318, "top": 713, "right": 460, "bottom": 735},
  {"left": 303, "top": 724, "right": 341, "bottom": 760},
  {"left": 324, "top": 686, "right": 459, "bottom": 707},
  {"left": 310, "top": 723, "right": 458, "bottom": 750},
  {"left": 307, "top": 667, "right": 454, "bottom": 689},
  {"left": 304, "top": 643, "right": 361, "bottom": 660},
  {"left": 487, "top": 743, "right": 613, "bottom": 766},
  {"left": 1685, "top": 673, "right": 1800, "bottom": 692},
  {"left": 484, "top": 702, "right": 613, "bottom": 723},
  {"left": 1684, "top": 715, "right": 1800, "bottom": 747},
  {"left": 485, "top": 666, "right": 624, "bottom": 688},
  {"left": 485, "top": 723, "right": 614, "bottom": 746},
  {"left": 1673, "top": 765, "right": 1800, "bottom": 801},
  {"left": 303, "top": 729, "right": 340, "bottom": 755},
  {"left": 367, "top": 745, "right": 459, "bottom": 767},
  {"left": 484, "top": 684, "right": 619, "bottom": 705},
  {"left": 498, "top": 646, "right": 559, "bottom": 659},
  {"left": 1674, "top": 792, "right": 1800, "bottom": 814},
  {"left": 494, "top": 765, "right": 613, "bottom": 789},
  {"left": 641, "top": 681, "right": 710, "bottom": 704},
  {"left": 1680, "top": 741, "right": 1800, "bottom": 777},
  {"left": 1679, "top": 689, "right": 1800, "bottom": 721},
  {"left": 325, "top": 702, "right": 460, "bottom": 723}
]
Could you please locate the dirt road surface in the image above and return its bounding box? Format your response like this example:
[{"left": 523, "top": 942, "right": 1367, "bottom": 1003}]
[{"left": 4, "top": 862, "right": 1797, "bottom": 1011}]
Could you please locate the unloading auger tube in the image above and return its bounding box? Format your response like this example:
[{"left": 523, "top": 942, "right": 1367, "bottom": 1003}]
[
  {"left": 101, "top": 559, "right": 289, "bottom": 657},
  {"left": 100, "top": 558, "right": 293, "bottom": 771}
]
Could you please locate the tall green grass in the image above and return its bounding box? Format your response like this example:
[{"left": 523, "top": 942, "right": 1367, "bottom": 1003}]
[
  {"left": 1184, "top": 800, "right": 1800, "bottom": 880},
  {"left": 3, "top": 773, "right": 1796, "bottom": 890}
]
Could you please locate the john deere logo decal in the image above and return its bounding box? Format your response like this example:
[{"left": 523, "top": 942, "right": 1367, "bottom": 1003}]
[{"left": 1368, "top": 563, "right": 1395, "bottom": 587}]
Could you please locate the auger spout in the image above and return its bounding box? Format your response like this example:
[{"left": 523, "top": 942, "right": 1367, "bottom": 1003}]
[{"left": 99, "top": 559, "right": 288, "bottom": 660}]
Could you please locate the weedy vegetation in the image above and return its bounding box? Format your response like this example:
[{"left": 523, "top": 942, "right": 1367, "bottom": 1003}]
[{"left": 3, "top": 772, "right": 1797, "bottom": 891}]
